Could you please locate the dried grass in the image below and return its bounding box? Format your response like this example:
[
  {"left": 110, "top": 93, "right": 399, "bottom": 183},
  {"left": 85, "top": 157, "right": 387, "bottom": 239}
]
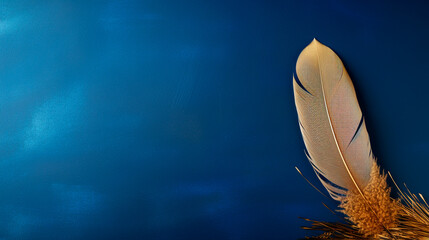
[
  {"left": 299, "top": 166, "right": 429, "bottom": 239},
  {"left": 339, "top": 162, "right": 400, "bottom": 237}
]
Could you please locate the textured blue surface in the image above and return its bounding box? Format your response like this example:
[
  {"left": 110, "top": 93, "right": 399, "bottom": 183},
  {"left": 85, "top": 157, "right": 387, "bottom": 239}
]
[{"left": 0, "top": 0, "right": 428, "bottom": 239}]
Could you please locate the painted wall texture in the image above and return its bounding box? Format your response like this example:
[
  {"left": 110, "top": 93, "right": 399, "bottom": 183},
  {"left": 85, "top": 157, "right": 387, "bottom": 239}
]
[{"left": 0, "top": 0, "right": 427, "bottom": 239}]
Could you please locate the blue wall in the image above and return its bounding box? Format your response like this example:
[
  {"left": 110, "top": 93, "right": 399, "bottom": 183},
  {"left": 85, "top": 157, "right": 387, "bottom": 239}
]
[{"left": 0, "top": 0, "right": 428, "bottom": 239}]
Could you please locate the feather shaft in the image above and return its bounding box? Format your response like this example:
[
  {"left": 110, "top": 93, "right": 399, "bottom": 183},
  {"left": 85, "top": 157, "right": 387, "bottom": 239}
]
[{"left": 314, "top": 42, "right": 366, "bottom": 200}]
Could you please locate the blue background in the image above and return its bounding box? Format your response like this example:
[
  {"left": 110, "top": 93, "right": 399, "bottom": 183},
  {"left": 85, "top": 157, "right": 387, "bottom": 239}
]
[{"left": 0, "top": 0, "right": 428, "bottom": 239}]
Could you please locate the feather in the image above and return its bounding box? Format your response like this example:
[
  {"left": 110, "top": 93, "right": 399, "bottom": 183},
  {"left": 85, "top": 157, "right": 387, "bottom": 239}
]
[
  {"left": 293, "top": 39, "right": 401, "bottom": 238},
  {"left": 293, "top": 38, "right": 374, "bottom": 201}
]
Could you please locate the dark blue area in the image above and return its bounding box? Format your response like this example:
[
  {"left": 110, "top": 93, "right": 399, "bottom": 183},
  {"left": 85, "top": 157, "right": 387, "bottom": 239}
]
[{"left": 0, "top": 0, "right": 428, "bottom": 239}]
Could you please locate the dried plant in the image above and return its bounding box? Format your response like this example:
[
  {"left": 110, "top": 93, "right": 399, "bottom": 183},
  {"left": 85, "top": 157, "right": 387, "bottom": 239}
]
[{"left": 299, "top": 172, "right": 429, "bottom": 239}]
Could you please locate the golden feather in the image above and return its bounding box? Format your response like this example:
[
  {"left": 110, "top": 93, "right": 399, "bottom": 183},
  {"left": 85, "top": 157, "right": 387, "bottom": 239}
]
[
  {"left": 293, "top": 38, "right": 373, "bottom": 200},
  {"left": 293, "top": 39, "right": 401, "bottom": 238}
]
